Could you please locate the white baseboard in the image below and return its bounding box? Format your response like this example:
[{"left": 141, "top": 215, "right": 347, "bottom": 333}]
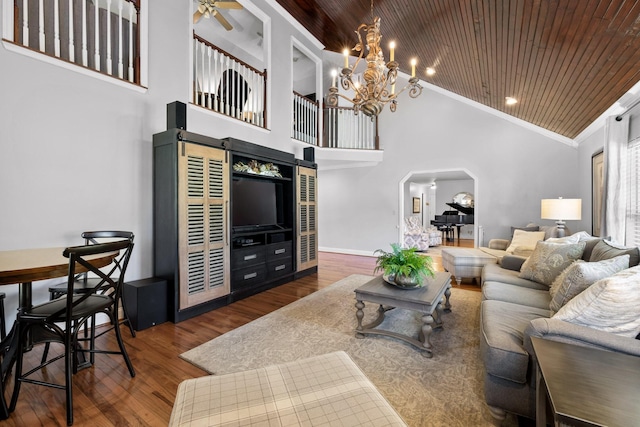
[{"left": 319, "top": 247, "right": 376, "bottom": 257}]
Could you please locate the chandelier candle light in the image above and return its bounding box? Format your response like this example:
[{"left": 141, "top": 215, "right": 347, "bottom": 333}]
[{"left": 326, "top": 0, "right": 423, "bottom": 118}]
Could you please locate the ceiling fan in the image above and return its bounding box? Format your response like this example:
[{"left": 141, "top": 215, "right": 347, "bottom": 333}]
[{"left": 193, "top": 0, "right": 243, "bottom": 31}]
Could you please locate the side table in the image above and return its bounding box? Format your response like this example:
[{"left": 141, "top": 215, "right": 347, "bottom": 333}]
[{"left": 531, "top": 336, "right": 640, "bottom": 427}]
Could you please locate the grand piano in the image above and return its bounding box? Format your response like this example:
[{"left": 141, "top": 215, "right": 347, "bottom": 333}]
[{"left": 431, "top": 202, "right": 474, "bottom": 242}]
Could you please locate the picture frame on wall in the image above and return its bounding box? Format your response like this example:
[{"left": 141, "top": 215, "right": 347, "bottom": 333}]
[
  {"left": 413, "top": 197, "right": 421, "bottom": 214},
  {"left": 592, "top": 150, "right": 604, "bottom": 236}
]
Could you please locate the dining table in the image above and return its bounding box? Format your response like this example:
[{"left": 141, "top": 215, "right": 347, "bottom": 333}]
[{"left": 0, "top": 246, "right": 117, "bottom": 419}]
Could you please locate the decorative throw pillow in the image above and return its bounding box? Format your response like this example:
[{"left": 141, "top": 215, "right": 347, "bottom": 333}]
[
  {"left": 581, "top": 237, "right": 608, "bottom": 261},
  {"left": 549, "top": 255, "right": 630, "bottom": 314},
  {"left": 553, "top": 265, "right": 640, "bottom": 337},
  {"left": 547, "top": 233, "right": 582, "bottom": 244},
  {"left": 518, "top": 241, "right": 586, "bottom": 286},
  {"left": 511, "top": 225, "right": 539, "bottom": 236},
  {"left": 589, "top": 240, "right": 640, "bottom": 267},
  {"left": 506, "top": 229, "right": 546, "bottom": 254}
]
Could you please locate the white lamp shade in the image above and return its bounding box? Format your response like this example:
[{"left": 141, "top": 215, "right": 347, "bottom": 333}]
[{"left": 541, "top": 198, "right": 582, "bottom": 221}]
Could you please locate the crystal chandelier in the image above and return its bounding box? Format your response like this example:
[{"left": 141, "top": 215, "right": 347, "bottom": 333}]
[{"left": 326, "top": 0, "right": 423, "bottom": 118}]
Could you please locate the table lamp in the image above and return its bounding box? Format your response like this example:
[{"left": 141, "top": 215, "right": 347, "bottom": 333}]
[{"left": 541, "top": 198, "right": 582, "bottom": 237}]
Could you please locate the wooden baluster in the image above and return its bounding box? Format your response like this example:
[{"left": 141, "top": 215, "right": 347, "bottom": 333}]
[
  {"left": 38, "top": 0, "right": 45, "bottom": 52},
  {"left": 106, "top": 0, "right": 112, "bottom": 75},
  {"left": 224, "top": 56, "right": 230, "bottom": 116},
  {"left": 54, "top": 0, "right": 60, "bottom": 57},
  {"left": 212, "top": 49, "right": 219, "bottom": 112},
  {"left": 22, "top": 0, "right": 29, "bottom": 47},
  {"left": 67, "top": 0, "right": 74, "bottom": 62},
  {"left": 206, "top": 45, "right": 212, "bottom": 109},
  {"left": 118, "top": 0, "right": 124, "bottom": 78},
  {"left": 200, "top": 41, "right": 205, "bottom": 107},
  {"left": 94, "top": 0, "right": 100, "bottom": 71},
  {"left": 128, "top": 3, "right": 134, "bottom": 82},
  {"left": 81, "top": 0, "right": 87, "bottom": 65}
]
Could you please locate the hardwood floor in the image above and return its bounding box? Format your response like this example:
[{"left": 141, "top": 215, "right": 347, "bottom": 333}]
[{"left": 3, "top": 239, "right": 475, "bottom": 426}]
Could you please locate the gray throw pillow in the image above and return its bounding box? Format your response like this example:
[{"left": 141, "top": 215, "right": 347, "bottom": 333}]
[
  {"left": 549, "top": 255, "right": 630, "bottom": 315},
  {"left": 589, "top": 240, "right": 640, "bottom": 267},
  {"left": 519, "top": 241, "right": 586, "bottom": 286},
  {"left": 554, "top": 265, "right": 640, "bottom": 338},
  {"left": 511, "top": 225, "right": 539, "bottom": 236},
  {"left": 582, "top": 237, "right": 606, "bottom": 261}
]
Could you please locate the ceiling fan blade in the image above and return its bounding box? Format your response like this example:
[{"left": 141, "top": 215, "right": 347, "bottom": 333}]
[
  {"left": 213, "top": 10, "right": 233, "bottom": 31},
  {"left": 193, "top": 9, "right": 204, "bottom": 24},
  {"left": 213, "top": 1, "right": 243, "bottom": 10}
]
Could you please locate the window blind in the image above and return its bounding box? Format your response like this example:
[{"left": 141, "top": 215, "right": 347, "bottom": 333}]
[{"left": 627, "top": 138, "right": 640, "bottom": 246}]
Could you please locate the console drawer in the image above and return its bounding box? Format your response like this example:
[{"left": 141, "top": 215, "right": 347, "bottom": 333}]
[
  {"left": 232, "top": 264, "right": 267, "bottom": 291},
  {"left": 233, "top": 246, "right": 266, "bottom": 269},
  {"left": 267, "top": 258, "right": 293, "bottom": 280},
  {"left": 266, "top": 242, "right": 292, "bottom": 262}
]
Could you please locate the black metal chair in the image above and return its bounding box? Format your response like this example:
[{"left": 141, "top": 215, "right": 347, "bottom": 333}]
[
  {"left": 41, "top": 231, "right": 136, "bottom": 365},
  {"left": 9, "top": 239, "right": 136, "bottom": 426}
]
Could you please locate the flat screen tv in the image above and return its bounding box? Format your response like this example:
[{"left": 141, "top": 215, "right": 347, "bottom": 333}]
[{"left": 232, "top": 178, "right": 279, "bottom": 228}]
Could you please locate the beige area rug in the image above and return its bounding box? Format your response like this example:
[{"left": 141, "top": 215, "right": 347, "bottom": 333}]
[{"left": 180, "top": 275, "right": 518, "bottom": 427}]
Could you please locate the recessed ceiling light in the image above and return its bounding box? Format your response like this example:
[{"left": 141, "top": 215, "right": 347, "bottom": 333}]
[
  {"left": 426, "top": 67, "right": 436, "bottom": 76},
  {"left": 505, "top": 97, "right": 518, "bottom": 105}
]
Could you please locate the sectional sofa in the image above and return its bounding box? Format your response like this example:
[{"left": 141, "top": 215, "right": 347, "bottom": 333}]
[{"left": 479, "top": 232, "right": 640, "bottom": 420}]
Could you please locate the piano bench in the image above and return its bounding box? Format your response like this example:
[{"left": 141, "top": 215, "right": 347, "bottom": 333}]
[{"left": 441, "top": 248, "right": 497, "bottom": 285}]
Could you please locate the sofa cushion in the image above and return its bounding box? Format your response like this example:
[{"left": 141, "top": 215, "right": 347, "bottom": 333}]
[
  {"left": 482, "top": 263, "right": 548, "bottom": 290},
  {"left": 481, "top": 300, "right": 551, "bottom": 384},
  {"left": 506, "top": 230, "right": 546, "bottom": 255},
  {"left": 589, "top": 240, "right": 640, "bottom": 267},
  {"left": 482, "top": 281, "right": 551, "bottom": 310},
  {"left": 519, "top": 241, "right": 586, "bottom": 287},
  {"left": 549, "top": 255, "right": 630, "bottom": 314},
  {"left": 554, "top": 265, "right": 640, "bottom": 337}
]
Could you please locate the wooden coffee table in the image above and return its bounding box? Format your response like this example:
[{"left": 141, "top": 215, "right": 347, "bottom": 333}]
[{"left": 354, "top": 272, "right": 452, "bottom": 357}]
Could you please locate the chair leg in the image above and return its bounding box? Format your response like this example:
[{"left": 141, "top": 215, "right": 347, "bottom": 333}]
[
  {"left": 112, "top": 307, "right": 135, "bottom": 378},
  {"left": 0, "top": 293, "right": 6, "bottom": 340},
  {"left": 120, "top": 296, "right": 136, "bottom": 338},
  {"left": 65, "top": 335, "right": 74, "bottom": 426},
  {"left": 9, "top": 324, "right": 27, "bottom": 412}
]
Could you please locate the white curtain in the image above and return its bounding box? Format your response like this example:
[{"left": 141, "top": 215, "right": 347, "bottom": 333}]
[{"left": 601, "top": 115, "right": 629, "bottom": 243}]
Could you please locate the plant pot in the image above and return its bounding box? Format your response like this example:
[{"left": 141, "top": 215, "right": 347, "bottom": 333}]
[{"left": 387, "top": 274, "right": 422, "bottom": 289}]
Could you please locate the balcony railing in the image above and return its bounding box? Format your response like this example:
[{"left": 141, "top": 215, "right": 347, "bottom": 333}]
[
  {"left": 193, "top": 33, "right": 267, "bottom": 128},
  {"left": 292, "top": 91, "right": 318, "bottom": 145},
  {"left": 9, "top": 0, "right": 140, "bottom": 84},
  {"left": 323, "top": 106, "right": 378, "bottom": 150}
]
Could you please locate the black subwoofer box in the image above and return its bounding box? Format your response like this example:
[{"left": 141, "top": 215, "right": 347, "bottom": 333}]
[{"left": 123, "top": 278, "right": 168, "bottom": 331}]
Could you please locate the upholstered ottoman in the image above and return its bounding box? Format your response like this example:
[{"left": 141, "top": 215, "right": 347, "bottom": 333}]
[
  {"left": 441, "top": 248, "right": 497, "bottom": 284},
  {"left": 170, "top": 351, "right": 407, "bottom": 426}
]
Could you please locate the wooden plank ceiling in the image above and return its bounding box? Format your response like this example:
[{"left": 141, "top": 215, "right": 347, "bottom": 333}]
[{"left": 275, "top": 0, "right": 640, "bottom": 139}]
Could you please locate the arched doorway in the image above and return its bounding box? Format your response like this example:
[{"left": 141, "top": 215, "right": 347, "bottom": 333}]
[{"left": 398, "top": 168, "right": 479, "bottom": 247}]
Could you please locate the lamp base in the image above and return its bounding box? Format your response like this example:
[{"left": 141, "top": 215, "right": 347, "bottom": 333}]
[{"left": 555, "top": 221, "right": 566, "bottom": 238}]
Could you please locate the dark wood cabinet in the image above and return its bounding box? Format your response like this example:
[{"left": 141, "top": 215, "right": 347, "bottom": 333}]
[{"left": 153, "top": 130, "right": 317, "bottom": 322}]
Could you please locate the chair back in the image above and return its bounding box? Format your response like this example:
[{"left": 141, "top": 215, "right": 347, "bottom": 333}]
[
  {"left": 53, "top": 238, "right": 134, "bottom": 324},
  {"left": 78, "top": 231, "right": 134, "bottom": 290}
]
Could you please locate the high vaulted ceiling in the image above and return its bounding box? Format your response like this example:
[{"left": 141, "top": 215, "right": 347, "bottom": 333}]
[{"left": 275, "top": 0, "right": 640, "bottom": 139}]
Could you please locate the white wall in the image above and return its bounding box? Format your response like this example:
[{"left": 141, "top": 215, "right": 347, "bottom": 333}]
[
  {"left": 319, "top": 88, "right": 581, "bottom": 255},
  {"left": 0, "top": 2, "right": 323, "bottom": 320}
]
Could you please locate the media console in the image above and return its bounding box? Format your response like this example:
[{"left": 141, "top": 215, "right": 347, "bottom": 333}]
[{"left": 153, "top": 129, "right": 317, "bottom": 322}]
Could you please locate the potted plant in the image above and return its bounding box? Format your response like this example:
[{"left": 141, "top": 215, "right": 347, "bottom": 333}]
[{"left": 374, "top": 243, "right": 435, "bottom": 288}]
